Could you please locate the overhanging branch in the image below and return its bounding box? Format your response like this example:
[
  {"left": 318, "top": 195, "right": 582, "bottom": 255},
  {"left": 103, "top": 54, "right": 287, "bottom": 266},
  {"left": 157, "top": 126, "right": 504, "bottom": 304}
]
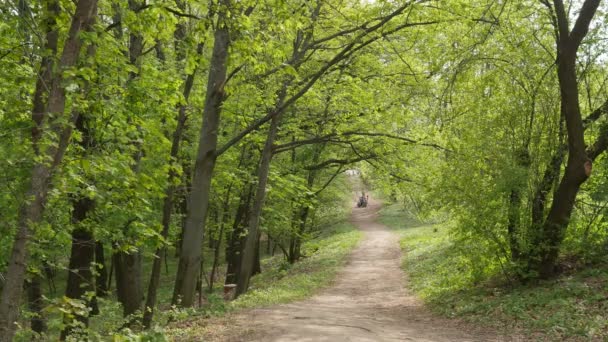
[{"left": 305, "top": 154, "right": 377, "bottom": 170}]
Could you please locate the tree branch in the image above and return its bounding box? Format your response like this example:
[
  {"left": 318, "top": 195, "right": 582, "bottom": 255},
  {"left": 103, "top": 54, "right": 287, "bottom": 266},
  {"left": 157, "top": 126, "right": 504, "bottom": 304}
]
[
  {"left": 215, "top": 2, "right": 421, "bottom": 157},
  {"left": 552, "top": 0, "right": 570, "bottom": 41},
  {"left": 570, "top": 0, "right": 601, "bottom": 48},
  {"left": 273, "top": 131, "right": 450, "bottom": 153},
  {"left": 582, "top": 98, "right": 608, "bottom": 128},
  {"left": 313, "top": 166, "right": 344, "bottom": 195},
  {"left": 305, "top": 154, "right": 376, "bottom": 170}
]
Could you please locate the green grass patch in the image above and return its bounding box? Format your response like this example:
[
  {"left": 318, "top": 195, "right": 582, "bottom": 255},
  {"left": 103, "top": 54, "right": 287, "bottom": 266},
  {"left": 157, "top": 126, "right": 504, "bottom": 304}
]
[
  {"left": 232, "top": 222, "right": 362, "bottom": 309},
  {"left": 165, "top": 221, "right": 362, "bottom": 340},
  {"left": 380, "top": 204, "right": 608, "bottom": 341}
]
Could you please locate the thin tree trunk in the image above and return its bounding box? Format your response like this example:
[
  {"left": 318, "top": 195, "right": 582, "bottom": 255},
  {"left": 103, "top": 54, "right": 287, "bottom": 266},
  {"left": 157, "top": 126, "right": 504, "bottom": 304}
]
[
  {"left": 31, "top": 0, "right": 60, "bottom": 152},
  {"left": 507, "top": 189, "right": 522, "bottom": 261},
  {"left": 113, "top": 0, "right": 146, "bottom": 319},
  {"left": 172, "top": 1, "right": 231, "bottom": 307},
  {"left": 142, "top": 42, "right": 203, "bottom": 329},
  {"left": 0, "top": 0, "right": 98, "bottom": 339},
  {"left": 253, "top": 232, "right": 262, "bottom": 276},
  {"left": 507, "top": 149, "right": 530, "bottom": 264},
  {"left": 208, "top": 186, "right": 232, "bottom": 292},
  {"left": 61, "top": 198, "right": 96, "bottom": 339},
  {"left": 95, "top": 242, "right": 108, "bottom": 297},
  {"left": 290, "top": 145, "right": 322, "bottom": 263},
  {"left": 61, "top": 25, "right": 98, "bottom": 337},
  {"left": 225, "top": 185, "right": 253, "bottom": 285},
  {"left": 236, "top": 99, "right": 287, "bottom": 296},
  {"left": 26, "top": 274, "right": 46, "bottom": 335}
]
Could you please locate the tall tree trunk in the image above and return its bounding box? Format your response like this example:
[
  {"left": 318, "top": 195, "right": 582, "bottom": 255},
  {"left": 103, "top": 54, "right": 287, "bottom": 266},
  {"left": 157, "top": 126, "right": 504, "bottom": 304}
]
[
  {"left": 61, "top": 26, "right": 99, "bottom": 337},
  {"left": 112, "top": 0, "right": 146, "bottom": 319},
  {"left": 31, "top": 0, "right": 60, "bottom": 152},
  {"left": 534, "top": 0, "right": 600, "bottom": 278},
  {"left": 225, "top": 185, "right": 253, "bottom": 285},
  {"left": 173, "top": 2, "right": 231, "bottom": 307},
  {"left": 143, "top": 43, "right": 203, "bottom": 328},
  {"left": 236, "top": 98, "right": 287, "bottom": 296},
  {"left": 61, "top": 198, "right": 96, "bottom": 339},
  {"left": 113, "top": 250, "right": 143, "bottom": 318},
  {"left": 0, "top": 0, "right": 98, "bottom": 339},
  {"left": 208, "top": 186, "right": 232, "bottom": 292}
]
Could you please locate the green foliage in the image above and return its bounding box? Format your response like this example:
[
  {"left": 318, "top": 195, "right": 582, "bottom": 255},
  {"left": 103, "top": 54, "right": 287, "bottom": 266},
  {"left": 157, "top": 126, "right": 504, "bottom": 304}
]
[
  {"left": 166, "top": 221, "right": 362, "bottom": 340},
  {"left": 3, "top": 0, "right": 608, "bottom": 339},
  {"left": 232, "top": 222, "right": 361, "bottom": 309},
  {"left": 382, "top": 205, "right": 608, "bottom": 340}
]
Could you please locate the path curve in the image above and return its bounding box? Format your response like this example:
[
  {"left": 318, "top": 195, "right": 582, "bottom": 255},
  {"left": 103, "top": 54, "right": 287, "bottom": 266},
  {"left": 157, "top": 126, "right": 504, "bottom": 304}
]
[{"left": 224, "top": 199, "right": 502, "bottom": 342}]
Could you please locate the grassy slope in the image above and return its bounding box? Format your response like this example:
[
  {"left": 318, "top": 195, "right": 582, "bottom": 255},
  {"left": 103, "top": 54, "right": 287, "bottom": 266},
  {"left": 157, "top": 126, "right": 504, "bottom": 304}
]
[
  {"left": 380, "top": 204, "right": 608, "bottom": 341},
  {"left": 233, "top": 222, "right": 362, "bottom": 309},
  {"left": 166, "top": 221, "right": 362, "bottom": 340}
]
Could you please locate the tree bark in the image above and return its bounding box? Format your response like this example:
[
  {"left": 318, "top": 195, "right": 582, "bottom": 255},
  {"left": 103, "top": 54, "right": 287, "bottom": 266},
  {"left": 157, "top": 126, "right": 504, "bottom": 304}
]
[
  {"left": 253, "top": 232, "right": 262, "bottom": 276},
  {"left": 0, "top": 0, "right": 98, "bottom": 339},
  {"left": 535, "top": 0, "right": 600, "bottom": 278},
  {"left": 208, "top": 186, "right": 232, "bottom": 292},
  {"left": 113, "top": 250, "right": 143, "bottom": 318},
  {"left": 95, "top": 242, "right": 108, "bottom": 297},
  {"left": 26, "top": 274, "right": 46, "bottom": 335},
  {"left": 236, "top": 97, "right": 287, "bottom": 296},
  {"left": 173, "top": 1, "right": 231, "bottom": 307},
  {"left": 225, "top": 185, "right": 253, "bottom": 285},
  {"left": 61, "top": 21, "right": 99, "bottom": 336},
  {"left": 31, "top": 0, "right": 60, "bottom": 152},
  {"left": 61, "top": 198, "right": 96, "bottom": 339},
  {"left": 143, "top": 43, "right": 203, "bottom": 328},
  {"left": 112, "top": 0, "right": 146, "bottom": 319}
]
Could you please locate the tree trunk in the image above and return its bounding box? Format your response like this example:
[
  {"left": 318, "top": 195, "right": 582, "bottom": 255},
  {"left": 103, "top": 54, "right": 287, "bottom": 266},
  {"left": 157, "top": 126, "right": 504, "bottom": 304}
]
[
  {"left": 534, "top": 0, "right": 600, "bottom": 278},
  {"left": 253, "top": 232, "right": 262, "bottom": 276},
  {"left": 507, "top": 189, "right": 521, "bottom": 262},
  {"left": 175, "top": 163, "right": 191, "bottom": 258},
  {"left": 95, "top": 242, "right": 108, "bottom": 297},
  {"left": 173, "top": 2, "right": 231, "bottom": 307},
  {"left": 236, "top": 98, "right": 287, "bottom": 296},
  {"left": 290, "top": 145, "right": 321, "bottom": 263},
  {"left": 113, "top": 251, "right": 143, "bottom": 318},
  {"left": 225, "top": 185, "right": 253, "bottom": 285},
  {"left": 61, "top": 28, "right": 98, "bottom": 336},
  {"left": 143, "top": 45, "right": 202, "bottom": 327},
  {"left": 111, "top": 0, "right": 146, "bottom": 320},
  {"left": 0, "top": 0, "right": 98, "bottom": 339},
  {"left": 208, "top": 187, "right": 232, "bottom": 292},
  {"left": 26, "top": 274, "right": 46, "bottom": 335},
  {"left": 61, "top": 198, "right": 96, "bottom": 339}
]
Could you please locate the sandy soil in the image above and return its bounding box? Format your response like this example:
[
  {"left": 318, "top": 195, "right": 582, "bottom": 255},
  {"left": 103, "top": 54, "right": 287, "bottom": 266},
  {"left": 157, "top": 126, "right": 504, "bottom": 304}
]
[{"left": 211, "top": 199, "right": 515, "bottom": 342}]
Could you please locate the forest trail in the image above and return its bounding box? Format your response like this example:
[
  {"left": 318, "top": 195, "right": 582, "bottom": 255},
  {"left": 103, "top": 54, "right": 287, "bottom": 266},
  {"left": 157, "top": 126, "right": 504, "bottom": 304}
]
[{"left": 222, "top": 198, "right": 504, "bottom": 342}]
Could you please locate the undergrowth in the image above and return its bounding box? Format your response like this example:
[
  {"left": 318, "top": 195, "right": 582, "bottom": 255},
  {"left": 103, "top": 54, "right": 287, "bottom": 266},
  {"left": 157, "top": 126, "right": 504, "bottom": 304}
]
[
  {"left": 380, "top": 204, "right": 608, "bottom": 341},
  {"left": 165, "top": 221, "right": 362, "bottom": 340}
]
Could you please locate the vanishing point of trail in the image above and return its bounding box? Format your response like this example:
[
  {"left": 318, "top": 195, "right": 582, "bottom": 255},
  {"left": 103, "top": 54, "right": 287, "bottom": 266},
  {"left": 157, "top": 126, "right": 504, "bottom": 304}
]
[{"left": 223, "top": 199, "right": 504, "bottom": 342}]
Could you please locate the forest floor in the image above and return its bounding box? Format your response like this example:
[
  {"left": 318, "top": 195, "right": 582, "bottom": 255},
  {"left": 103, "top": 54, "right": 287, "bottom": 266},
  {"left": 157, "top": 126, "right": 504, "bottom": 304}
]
[{"left": 206, "top": 199, "right": 508, "bottom": 342}]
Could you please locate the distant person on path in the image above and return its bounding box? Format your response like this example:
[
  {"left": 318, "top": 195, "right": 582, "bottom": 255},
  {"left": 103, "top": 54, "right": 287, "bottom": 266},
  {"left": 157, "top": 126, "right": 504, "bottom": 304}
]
[{"left": 357, "top": 192, "right": 368, "bottom": 208}]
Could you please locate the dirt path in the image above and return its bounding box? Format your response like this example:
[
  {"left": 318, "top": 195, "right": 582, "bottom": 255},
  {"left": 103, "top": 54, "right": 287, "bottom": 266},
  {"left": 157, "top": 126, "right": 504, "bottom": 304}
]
[{"left": 222, "top": 199, "right": 504, "bottom": 342}]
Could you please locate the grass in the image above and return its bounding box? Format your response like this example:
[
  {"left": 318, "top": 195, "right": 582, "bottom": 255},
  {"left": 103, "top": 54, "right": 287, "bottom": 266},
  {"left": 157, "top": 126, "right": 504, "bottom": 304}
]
[
  {"left": 165, "top": 221, "right": 362, "bottom": 340},
  {"left": 232, "top": 222, "right": 362, "bottom": 309},
  {"left": 380, "top": 203, "right": 608, "bottom": 341}
]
